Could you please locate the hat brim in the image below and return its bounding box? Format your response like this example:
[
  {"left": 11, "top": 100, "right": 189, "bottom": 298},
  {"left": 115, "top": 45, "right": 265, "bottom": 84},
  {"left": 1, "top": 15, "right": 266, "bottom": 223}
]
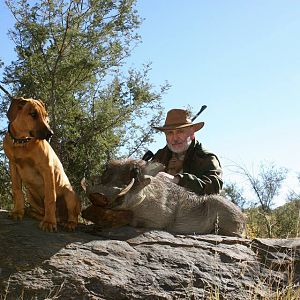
[{"left": 153, "top": 122, "right": 204, "bottom": 132}]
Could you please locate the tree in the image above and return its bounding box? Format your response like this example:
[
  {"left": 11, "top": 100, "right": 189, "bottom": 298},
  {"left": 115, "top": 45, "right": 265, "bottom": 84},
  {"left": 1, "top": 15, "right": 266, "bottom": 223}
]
[
  {"left": 237, "top": 162, "right": 287, "bottom": 237},
  {"left": 236, "top": 162, "right": 287, "bottom": 212},
  {"left": 0, "top": 0, "right": 169, "bottom": 204}
]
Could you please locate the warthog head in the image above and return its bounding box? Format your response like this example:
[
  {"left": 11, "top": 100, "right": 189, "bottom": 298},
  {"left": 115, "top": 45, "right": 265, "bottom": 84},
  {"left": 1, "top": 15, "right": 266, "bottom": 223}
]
[{"left": 82, "top": 159, "right": 165, "bottom": 207}]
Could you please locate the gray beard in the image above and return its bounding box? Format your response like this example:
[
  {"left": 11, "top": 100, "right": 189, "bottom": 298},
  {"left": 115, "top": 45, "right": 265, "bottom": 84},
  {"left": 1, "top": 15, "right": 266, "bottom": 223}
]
[{"left": 167, "top": 136, "right": 192, "bottom": 154}]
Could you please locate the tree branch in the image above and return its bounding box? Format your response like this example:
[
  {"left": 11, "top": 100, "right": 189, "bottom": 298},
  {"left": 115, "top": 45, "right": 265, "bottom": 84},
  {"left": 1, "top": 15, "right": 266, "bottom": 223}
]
[{"left": 0, "top": 83, "right": 12, "bottom": 98}]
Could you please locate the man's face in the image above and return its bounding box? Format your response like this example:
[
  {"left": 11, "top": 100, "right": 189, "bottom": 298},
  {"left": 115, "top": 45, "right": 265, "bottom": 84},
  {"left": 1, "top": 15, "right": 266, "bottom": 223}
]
[{"left": 165, "top": 126, "right": 195, "bottom": 153}]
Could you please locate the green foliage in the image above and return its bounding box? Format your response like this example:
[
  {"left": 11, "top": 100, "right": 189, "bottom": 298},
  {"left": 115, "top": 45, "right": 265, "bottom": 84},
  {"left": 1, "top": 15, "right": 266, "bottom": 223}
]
[
  {"left": 245, "top": 206, "right": 274, "bottom": 238},
  {"left": 272, "top": 199, "right": 300, "bottom": 238},
  {"left": 230, "top": 161, "right": 288, "bottom": 237},
  {"left": 0, "top": 146, "right": 12, "bottom": 210},
  {"left": 222, "top": 182, "right": 246, "bottom": 209},
  {"left": 245, "top": 199, "right": 300, "bottom": 239},
  {"left": 0, "top": 0, "right": 169, "bottom": 206}
]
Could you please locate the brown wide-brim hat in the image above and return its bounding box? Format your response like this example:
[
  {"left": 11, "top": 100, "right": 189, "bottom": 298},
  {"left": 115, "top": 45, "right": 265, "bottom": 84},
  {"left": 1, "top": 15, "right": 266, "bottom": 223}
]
[{"left": 153, "top": 109, "right": 204, "bottom": 132}]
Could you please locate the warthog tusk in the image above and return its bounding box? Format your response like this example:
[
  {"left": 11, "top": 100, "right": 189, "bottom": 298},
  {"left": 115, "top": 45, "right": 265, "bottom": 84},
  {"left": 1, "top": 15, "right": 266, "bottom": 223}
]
[{"left": 117, "top": 178, "right": 135, "bottom": 197}]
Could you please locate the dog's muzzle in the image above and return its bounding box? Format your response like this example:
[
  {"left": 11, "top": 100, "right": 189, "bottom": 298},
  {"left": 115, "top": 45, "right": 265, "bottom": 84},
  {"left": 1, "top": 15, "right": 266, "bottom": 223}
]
[{"left": 32, "top": 127, "right": 54, "bottom": 140}]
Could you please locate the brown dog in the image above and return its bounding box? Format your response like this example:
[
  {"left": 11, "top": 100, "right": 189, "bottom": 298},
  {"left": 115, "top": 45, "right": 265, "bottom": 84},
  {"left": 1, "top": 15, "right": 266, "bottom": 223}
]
[{"left": 3, "top": 97, "right": 81, "bottom": 231}]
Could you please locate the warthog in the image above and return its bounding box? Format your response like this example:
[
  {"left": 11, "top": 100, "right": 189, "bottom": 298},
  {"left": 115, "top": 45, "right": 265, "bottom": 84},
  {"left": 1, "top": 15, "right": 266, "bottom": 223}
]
[{"left": 83, "top": 159, "right": 246, "bottom": 237}]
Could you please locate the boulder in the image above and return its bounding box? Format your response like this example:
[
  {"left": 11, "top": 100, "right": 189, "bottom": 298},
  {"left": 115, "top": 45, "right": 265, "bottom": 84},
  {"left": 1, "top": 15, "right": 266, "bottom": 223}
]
[{"left": 0, "top": 210, "right": 299, "bottom": 299}]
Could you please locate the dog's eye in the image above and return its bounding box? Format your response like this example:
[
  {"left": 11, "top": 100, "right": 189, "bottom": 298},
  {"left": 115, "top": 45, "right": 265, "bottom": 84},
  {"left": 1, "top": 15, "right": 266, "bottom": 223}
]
[{"left": 29, "top": 111, "right": 38, "bottom": 118}]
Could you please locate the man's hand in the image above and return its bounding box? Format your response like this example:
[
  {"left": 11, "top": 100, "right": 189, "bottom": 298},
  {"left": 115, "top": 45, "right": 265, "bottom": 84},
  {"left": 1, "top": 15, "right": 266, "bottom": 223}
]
[{"left": 157, "top": 172, "right": 180, "bottom": 184}]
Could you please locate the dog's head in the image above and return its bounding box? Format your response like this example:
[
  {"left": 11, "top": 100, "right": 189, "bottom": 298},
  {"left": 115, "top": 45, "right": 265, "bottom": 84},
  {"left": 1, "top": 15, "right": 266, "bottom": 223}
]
[{"left": 7, "top": 97, "right": 54, "bottom": 140}]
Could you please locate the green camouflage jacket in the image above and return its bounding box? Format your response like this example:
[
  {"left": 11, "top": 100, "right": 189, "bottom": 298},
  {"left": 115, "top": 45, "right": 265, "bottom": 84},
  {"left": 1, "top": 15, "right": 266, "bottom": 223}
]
[{"left": 152, "top": 140, "right": 223, "bottom": 195}]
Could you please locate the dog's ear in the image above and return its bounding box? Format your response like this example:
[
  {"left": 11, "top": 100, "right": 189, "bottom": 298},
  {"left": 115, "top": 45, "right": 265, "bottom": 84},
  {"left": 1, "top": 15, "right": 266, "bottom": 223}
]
[
  {"left": 38, "top": 100, "right": 46, "bottom": 107},
  {"left": 7, "top": 97, "right": 28, "bottom": 122}
]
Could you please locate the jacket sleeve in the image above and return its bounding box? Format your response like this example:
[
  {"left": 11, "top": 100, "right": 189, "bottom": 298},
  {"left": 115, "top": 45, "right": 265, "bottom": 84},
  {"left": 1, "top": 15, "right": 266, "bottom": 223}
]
[{"left": 177, "top": 155, "right": 223, "bottom": 195}]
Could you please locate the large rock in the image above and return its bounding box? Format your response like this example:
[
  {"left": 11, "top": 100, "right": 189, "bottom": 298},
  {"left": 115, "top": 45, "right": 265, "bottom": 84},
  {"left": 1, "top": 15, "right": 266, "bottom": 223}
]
[{"left": 0, "top": 210, "right": 299, "bottom": 299}]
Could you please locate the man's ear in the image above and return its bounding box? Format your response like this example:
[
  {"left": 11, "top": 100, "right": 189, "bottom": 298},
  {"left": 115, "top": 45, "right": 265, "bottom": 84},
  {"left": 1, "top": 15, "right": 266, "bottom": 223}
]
[{"left": 7, "top": 97, "right": 28, "bottom": 122}]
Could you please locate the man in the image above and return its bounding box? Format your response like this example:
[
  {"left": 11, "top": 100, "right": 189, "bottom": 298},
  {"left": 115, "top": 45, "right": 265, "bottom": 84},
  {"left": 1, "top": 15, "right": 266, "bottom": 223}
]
[{"left": 151, "top": 108, "right": 223, "bottom": 195}]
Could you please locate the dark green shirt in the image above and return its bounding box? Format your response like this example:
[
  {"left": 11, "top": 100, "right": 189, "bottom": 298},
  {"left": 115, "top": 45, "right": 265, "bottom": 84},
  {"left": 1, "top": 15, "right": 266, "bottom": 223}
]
[{"left": 152, "top": 140, "right": 223, "bottom": 195}]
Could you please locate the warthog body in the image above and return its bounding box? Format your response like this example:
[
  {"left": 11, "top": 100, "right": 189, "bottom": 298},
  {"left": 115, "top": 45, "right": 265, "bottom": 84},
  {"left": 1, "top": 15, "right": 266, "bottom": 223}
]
[{"left": 84, "top": 159, "right": 246, "bottom": 237}]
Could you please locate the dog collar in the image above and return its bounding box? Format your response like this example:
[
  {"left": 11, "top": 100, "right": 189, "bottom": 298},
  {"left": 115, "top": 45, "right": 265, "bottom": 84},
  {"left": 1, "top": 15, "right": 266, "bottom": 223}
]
[{"left": 8, "top": 123, "right": 33, "bottom": 144}]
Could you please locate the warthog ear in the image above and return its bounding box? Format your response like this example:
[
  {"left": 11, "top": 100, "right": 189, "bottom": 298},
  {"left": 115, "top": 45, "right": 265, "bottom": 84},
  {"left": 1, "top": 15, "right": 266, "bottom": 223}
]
[{"left": 7, "top": 97, "right": 28, "bottom": 122}]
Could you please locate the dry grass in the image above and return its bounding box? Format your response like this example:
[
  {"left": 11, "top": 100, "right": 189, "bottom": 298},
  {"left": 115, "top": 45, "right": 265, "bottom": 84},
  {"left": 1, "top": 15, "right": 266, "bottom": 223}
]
[{"left": 0, "top": 278, "right": 65, "bottom": 300}]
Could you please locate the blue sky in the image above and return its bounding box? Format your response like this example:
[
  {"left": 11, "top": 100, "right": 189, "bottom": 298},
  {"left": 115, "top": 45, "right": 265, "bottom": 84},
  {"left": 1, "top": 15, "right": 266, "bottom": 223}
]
[
  {"left": 1, "top": 1, "right": 300, "bottom": 204},
  {"left": 127, "top": 1, "right": 300, "bottom": 204}
]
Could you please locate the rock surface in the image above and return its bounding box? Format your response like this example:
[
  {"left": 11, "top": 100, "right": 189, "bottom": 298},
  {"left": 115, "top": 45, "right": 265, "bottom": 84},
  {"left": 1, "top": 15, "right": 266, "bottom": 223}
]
[{"left": 0, "top": 210, "right": 299, "bottom": 299}]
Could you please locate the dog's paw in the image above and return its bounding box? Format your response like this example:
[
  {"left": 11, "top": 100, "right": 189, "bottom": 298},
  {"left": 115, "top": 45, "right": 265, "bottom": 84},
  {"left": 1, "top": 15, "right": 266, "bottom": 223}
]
[
  {"left": 64, "top": 221, "right": 77, "bottom": 231},
  {"left": 39, "top": 220, "right": 57, "bottom": 232},
  {"left": 9, "top": 210, "right": 24, "bottom": 221}
]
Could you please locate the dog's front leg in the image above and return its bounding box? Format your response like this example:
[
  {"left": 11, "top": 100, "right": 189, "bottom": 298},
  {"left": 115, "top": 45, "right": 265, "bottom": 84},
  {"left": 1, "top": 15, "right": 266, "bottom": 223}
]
[
  {"left": 9, "top": 161, "right": 25, "bottom": 220},
  {"left": 40, "top": 170, "right": 57, "bottom": 232}
]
